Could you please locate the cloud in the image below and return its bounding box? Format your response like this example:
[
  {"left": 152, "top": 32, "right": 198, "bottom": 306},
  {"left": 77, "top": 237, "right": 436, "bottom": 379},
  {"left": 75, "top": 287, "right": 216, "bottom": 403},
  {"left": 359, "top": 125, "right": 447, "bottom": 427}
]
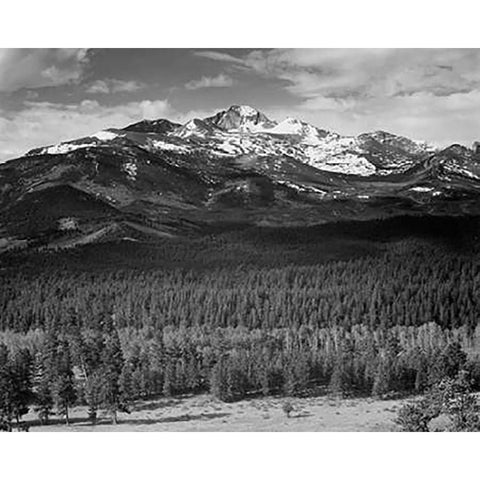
[
  {"left": 194, "top": 51, "right": 246, "bottom": 65},
  {"left": 0, "top": 48, "right": 89, "bottom": 92},
  {"left": 0, "top": 98, "right": 172, "bottom": 161},
  {"left": 199, "top": 48, "right": 480, "bottom": 99},
  {"left": 201, "top": 48, "right": 480, "bottom": 146},
  {"left": 266, "top": 89, "right": 480, "bottom": 147},
  {"left": 138, "top": 99, "right": 172, "bottom": 119},
  {"left": 170, "top": 108, "right": 218, "bottom": 124},
  {"left": 184, "top": 73, "right": 234, "bottom": 90},
  {"left": 86, "top": 78, "right": 145, "bottom": 94}
]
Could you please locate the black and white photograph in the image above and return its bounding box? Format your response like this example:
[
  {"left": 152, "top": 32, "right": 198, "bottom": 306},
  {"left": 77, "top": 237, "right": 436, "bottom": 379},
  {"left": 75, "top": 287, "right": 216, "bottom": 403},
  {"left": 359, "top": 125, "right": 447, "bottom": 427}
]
[
  {"left": 1, "top": 2, "right": 480, "bottom": 474},
  {"left": 1, "top": 46, "right": 480, "bottom": 433}
]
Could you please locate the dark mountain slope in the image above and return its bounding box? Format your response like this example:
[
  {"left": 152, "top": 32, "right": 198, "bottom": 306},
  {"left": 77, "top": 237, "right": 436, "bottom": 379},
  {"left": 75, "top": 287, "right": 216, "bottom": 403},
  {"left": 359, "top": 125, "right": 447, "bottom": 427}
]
[{"left": 1, "top": 105, "right": 480, "bottom": 252}]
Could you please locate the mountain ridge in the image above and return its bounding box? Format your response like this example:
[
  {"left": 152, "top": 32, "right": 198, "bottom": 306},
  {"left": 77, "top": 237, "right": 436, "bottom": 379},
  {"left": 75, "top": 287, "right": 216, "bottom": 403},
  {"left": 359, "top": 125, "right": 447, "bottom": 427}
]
[
  {"left": 1, "top": 104, "right": 480, "bottom": 252},
  {"left": 21, "top": 104, "right": 440, "bottom": 176}
]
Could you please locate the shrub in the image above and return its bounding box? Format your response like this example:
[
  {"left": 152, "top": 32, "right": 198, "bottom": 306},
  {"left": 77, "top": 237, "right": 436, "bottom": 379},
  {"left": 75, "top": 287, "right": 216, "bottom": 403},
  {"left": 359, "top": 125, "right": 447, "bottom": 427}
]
[
  {"left": 282, "top": 401, "right": 294, "bottom": 418},
  {"left": 396, "top": 370, "right": 480, "bottom": 432}
]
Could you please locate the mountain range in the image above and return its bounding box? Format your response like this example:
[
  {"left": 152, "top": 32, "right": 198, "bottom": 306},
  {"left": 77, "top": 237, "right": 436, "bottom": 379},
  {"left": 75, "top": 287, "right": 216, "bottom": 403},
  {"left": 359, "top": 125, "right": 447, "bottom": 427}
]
[{"left": 1, "top": 104, "right": 480, "bottom": 252}]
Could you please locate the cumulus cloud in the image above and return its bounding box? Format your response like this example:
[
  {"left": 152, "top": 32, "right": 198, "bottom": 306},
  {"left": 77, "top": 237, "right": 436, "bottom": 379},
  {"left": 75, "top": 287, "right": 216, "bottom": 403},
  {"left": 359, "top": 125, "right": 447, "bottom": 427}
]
[
  {"left": 200, "top": 49, "right": 480, "bottom": 99},
  {"left": 185, "top": 73, "right": 234, "bottom": 90},
  {"left": 194, "top": 51, "right": 246, "bottom": 65},
  {"left": 0, "top": 98, "right": 172, "bottom": 161},
  {"left": 86, "top": 78, "right": 145, "bottom": 94},
  {"left": 0, "top": 48, "right": 89, "bottom": 92},
  {"left": 265, "top": 89, "right": 480, "bottom": 147},
  {"left": 202, "top": 48, "right": 480, "bottom": 145},
  {"left": 170, "top": 108, "right": 218, "bottom": 124}
]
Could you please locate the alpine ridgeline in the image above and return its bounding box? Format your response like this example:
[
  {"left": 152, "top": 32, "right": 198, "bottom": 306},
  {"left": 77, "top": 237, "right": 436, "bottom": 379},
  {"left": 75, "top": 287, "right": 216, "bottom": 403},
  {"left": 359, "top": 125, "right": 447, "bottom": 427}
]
[{"left": 1, "top": 104, "right": 480, "bottom": 250}]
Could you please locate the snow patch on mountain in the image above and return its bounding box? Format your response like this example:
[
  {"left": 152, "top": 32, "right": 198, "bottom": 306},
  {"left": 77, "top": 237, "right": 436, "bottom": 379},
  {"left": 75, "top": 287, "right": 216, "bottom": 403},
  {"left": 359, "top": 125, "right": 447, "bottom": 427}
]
[
  {"left": 444, "top": 162, "right": 480, "bottom": 180},
  {"left": 410, "top": 186, "right": 434, "bottom": 192},
  {"left": 92, "top": 130, "right": 119, "bottom": 141},
  {"left": 150, "top": 140, "right": 188, "bottom": 153},
  {"left": 123, "top": 160, "right": 137, "bottom": 180},
  {"left": 41, "top": 142, "right": 96, "bottom": 155},
  {"left": 306, "top": 151, "right": 376, "bottom": 176},
  {"left": 277, "top": 180, "right": 327, "bottom": 195},
  {"left": 236, "top": 105, "right": 258, "bottom": 117},
  {"left": 298, "top": 134, "right": 376, "bottom": 175},
  {"left": 266, "top": 118, "right": 327, "bottom": 145}
]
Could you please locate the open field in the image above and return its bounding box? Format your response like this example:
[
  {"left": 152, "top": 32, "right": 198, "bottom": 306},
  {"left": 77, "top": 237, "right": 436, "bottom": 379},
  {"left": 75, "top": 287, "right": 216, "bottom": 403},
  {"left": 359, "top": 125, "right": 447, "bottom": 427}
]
[{"left": 23, "top": 394, "right": 408, "bottom": 432}]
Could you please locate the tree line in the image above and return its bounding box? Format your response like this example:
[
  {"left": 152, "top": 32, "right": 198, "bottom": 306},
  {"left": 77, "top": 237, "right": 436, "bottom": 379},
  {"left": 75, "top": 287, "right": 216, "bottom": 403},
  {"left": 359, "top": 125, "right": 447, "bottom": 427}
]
[
  {"left": 1, "top": 320, "right": 478, "bottom": 429},
  {"left": 1, "top": 246, "right": 479, "bottom": 334},
  {"left": 0, "top": 225, "right": 479, "bottom": 428}
]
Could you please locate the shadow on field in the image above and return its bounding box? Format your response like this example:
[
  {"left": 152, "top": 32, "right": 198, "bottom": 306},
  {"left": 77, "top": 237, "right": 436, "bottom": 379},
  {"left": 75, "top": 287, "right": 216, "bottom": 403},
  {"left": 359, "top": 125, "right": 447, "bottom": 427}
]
[
  {"left": 123, "top": 412, "right": 230, "bottom": 426},
  {"left": 26, "top": 411, "right": 230, "bottom": 430},
  {"left": 293, "top": 412, "right": 313, "bottom": 419},
  {"left": 133, "top": 398, "right": 183, "bottom": 412},
  {"left": 27, "top": 416, "right": 92, "bottom": 429}
]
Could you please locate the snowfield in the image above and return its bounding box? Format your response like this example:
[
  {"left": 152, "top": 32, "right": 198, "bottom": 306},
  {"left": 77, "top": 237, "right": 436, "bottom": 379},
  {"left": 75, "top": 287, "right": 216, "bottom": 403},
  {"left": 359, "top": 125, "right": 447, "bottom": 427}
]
[
  {"left": 91, "top": 130, "right": 119, "bottom": 141},
  {"left": 39, "top": 142, "right": 97, "bottom": 155}
]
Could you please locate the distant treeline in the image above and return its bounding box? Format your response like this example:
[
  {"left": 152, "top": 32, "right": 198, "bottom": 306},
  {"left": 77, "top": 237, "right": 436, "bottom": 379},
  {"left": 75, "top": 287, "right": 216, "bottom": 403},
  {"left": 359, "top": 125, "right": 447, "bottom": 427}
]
[{"left": 1, "top": 245, "right": 478, "bottom": 333}]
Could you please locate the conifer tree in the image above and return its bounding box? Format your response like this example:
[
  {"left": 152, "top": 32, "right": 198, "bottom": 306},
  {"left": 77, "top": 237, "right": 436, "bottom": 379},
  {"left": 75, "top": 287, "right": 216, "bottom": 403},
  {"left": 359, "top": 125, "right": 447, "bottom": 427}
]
[
  {"left": 371, "top": 357, "right": 391, "bottom": 397},
  {"left": 328, "top": 357, "right": 347, "bottom": 397},
  {"left": 32, "top": 350, "right": 53, "bottom": 425},
  {"left": 100, "top": 319, "right": 127, "bottom": 423},
  {"left": 52, "top": 340, "right": 77, "bottom": 424},
  {"left": 84, "top": 371, "right": 102, "bottom": 425},
  {"left": 210, "top": 356, "right": 228, "bottom": 401},
  {"left": 119, "top": 361, "right": 135, "bottom": 402},
  {"left": 10, "top": 348, "right": 33, "bottom": 426},
  {"left": 0, "top": 344, "right": 13, "bottom": 431}
]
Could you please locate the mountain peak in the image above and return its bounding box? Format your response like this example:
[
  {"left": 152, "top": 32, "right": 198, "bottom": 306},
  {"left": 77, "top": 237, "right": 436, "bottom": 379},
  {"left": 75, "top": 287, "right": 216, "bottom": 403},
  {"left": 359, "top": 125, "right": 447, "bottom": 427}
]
[
  {"left": 174, "top": 118, "right": 218, "bottom": 138},
  {"left": 123, "top": 118, "right": 180, "bottom": 135},
  {"left": 227, "top": 105, "right": 261, "bottom": 117},
  {"left": 205, "top": 105, "right": 275, "bottom": 132},
  {"left": 283, "top": 117, "right": 301, "bottom": 123}
]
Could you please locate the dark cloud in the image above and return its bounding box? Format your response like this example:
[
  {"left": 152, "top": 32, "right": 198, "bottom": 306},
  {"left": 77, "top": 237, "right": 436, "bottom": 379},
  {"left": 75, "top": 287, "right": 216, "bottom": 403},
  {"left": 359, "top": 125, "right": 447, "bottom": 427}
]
[{"left": 0, "top": 49, "right": 90, "bottom": 92}]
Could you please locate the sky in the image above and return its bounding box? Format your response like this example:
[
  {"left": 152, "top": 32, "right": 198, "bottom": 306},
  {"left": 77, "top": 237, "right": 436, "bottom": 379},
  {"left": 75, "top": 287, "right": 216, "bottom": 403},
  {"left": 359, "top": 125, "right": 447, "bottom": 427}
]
[{"left": 0, "top": 48, "right": 480, "bottom": 161}]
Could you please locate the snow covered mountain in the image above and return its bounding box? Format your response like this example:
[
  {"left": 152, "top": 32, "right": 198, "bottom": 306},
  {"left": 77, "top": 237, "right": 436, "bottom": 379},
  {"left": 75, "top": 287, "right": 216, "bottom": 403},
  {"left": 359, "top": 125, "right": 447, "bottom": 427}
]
[
  {"left": 25, "top": 105, "right": 436, "bottom": 177},
  {"left": 1, "top": 104, "right": 480, "bottom": 251}
]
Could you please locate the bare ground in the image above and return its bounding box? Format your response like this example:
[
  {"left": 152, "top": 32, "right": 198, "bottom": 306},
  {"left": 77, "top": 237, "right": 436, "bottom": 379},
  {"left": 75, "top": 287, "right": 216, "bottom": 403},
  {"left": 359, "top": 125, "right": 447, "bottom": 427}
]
[{"left": 24, "top": 394, "right": 407, "bottom": 432}]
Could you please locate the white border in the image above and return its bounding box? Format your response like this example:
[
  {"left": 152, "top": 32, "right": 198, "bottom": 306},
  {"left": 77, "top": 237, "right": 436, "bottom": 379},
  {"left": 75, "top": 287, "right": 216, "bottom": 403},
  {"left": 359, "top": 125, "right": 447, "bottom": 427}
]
[
  {"left": 2, "top": 0, "right": 480, "bottom": 478},
  {"left": 2, "top": 432, "right": 479, "bottom": 479},
  {"left": 0, "top": 0, "right": 480, "bottom": 47}
]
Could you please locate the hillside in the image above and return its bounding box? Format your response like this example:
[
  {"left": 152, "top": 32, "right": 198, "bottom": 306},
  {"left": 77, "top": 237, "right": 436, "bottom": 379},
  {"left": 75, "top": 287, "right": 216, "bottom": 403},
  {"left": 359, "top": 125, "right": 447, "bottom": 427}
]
[{"left": 1, "top": 105, "right": 480, "bottom": 253}]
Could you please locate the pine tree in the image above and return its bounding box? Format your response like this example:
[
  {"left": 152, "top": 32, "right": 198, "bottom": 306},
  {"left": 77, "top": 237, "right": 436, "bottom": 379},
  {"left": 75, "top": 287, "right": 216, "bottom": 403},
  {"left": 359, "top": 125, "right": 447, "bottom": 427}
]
[
  {"left": 209, "top": 356, "right": 228, "bottom": 401},
  {"left": 52, "top": 340, "right": 77, "bottom": 424},
  {"left": 0, "top": 344, "right": 14, "bottom": 431},
  {"left": 119, "top": 362, "right": 135, "bottom": 403},
  {"left": 328, "top": 357, "right": 347, "bottom": 397},
  {"left": 32, "top": 350, "right": 53, "bottom": 425},
  {"left": 440, "top": 342, "right": 467, "bottom": 379},
  {"left": 84, "top": 371, "right": 102, "bottom": 425},
  {"left": 371, "top": 358, "right": 391, "bottom": 397},
  {"left": 162, "top": 358, "right": 175, "bottom": 397},
  {"left": 77, "top": 328, "right": 104, "bottom": 425},
  {"left": 10, "top": 348, "right": 33, "bottom": 426},
  {"left": 100, "top": 322, "right": 126, "bottom": 423}
]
